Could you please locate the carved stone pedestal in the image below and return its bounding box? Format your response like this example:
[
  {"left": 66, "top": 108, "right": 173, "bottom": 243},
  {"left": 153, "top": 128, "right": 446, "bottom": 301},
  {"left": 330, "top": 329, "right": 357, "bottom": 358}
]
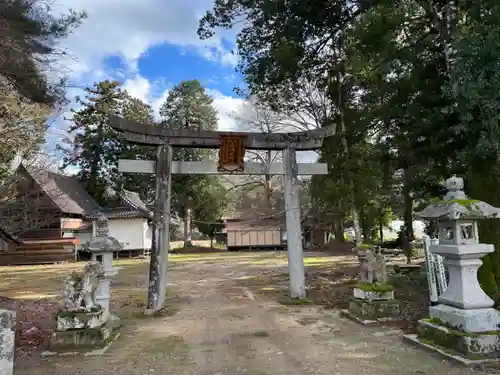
[
  {"left": 341, "top": 286, "right": 401, "bottom": 324},
  {"left": 56, "top": 309, "right": 104, "bottom": 331},
  {"left": 47, "top": 307, "right": 118, "bottom": 355},
  {"left": 43, "top": 260, "right": 120, "bottom": 357}
]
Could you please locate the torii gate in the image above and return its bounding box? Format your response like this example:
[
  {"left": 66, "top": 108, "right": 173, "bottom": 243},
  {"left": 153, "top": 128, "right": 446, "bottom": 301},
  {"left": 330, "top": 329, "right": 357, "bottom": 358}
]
[{"left": 108, "top": 115, "right": 333, "bottom": 314}]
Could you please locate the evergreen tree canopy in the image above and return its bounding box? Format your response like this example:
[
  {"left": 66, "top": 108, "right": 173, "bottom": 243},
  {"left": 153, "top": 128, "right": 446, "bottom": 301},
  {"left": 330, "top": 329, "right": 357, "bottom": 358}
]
[{"left": 0, "top": 0, "right": 86, "bottom": 105}]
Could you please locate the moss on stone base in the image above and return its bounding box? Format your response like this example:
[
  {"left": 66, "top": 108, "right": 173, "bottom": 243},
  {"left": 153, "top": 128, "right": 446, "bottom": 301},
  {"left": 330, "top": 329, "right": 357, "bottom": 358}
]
[
  {"left": 421, "top": 317, "right": 500, "bottom": 336},
  {"left": 355, "top": 282, "right": 394, "bottom": 293},
  {"left": 417, "top": 320, "right": 500, "bottom": 359},
  {"left": 433, "top": 199, "right": 480, "bottom": 208},
  {"left": 58, "top": 306, "right": 102, "bottom": 318},
  {"left": 348, "top": 297, "right": 400, "bottom": 320}
]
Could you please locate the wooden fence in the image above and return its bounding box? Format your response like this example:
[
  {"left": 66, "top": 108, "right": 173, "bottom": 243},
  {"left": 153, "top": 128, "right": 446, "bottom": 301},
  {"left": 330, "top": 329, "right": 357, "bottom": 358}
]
[{"left": 0, "top": 237, "right": 79, "bottom": 266}]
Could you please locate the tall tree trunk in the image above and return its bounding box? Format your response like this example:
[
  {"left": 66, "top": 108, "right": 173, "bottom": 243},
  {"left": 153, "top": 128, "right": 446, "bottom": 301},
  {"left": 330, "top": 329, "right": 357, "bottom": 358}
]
[
  {"left": 379, "top": 216, "right": 384, "bottom": 244},
  {"left": 333, "top": 216, "right": 345, "bottom": 242},
  {"left": 183, "top": 206, "right": 192, "bottom": 248},
  {"left": 360, "top": 213, "right": 370, "bottom": 243},
  {"left": 88, "top": 123, "right": 104, "bottom": 196},
  {"left": 335, "top": 62, "right": 362, "bottom": 246},
  {"left": 263, "top": 149, "right": 272, "bottom": 208},
  {"left": 352, "top": 209, "right": 362, "bottom": 246},
  {"left": 264, "top": 174, "right": 271, "bottom": 207},
  {"left": 402, "top": 168, "right": 414, "bottom": 264}
]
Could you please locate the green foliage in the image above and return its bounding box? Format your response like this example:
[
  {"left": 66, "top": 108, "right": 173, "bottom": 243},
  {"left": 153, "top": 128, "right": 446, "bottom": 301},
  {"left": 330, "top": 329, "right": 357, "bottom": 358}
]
[
  {"left": 0, "top": 0, "right": 86, "bottom": 178},
  {"left": 159, "top": 80, "right": 221, "bottom": 221},
  {"left": 117, "top": 94, "right": 157, "bottom": 202},
  {"left": 450, "top": 4, "right": 500, "bottom": 299},
  {"left": 0, "top": 0, "right": 86, "bottom": 105},
  {"left": 61, "top": 81, "right": 157, "bottom": 205},
  {"left": 194, "top": 178, "right": 227, "bottom": 241},
  {"left": 200, "top": 1, "right": 500, "bottom": 299},
  {"left": 0, "top": 81, "right": 50, "bottom": 180},
  {"left": 61, "top": 81, "right": 125, "bottom": 204}
]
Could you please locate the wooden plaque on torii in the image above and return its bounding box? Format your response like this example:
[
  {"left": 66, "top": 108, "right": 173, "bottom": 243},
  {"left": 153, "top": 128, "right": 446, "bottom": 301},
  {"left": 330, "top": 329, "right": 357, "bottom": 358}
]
[{"left": 217, "top": 134, "right": 247, "bottom": 172}]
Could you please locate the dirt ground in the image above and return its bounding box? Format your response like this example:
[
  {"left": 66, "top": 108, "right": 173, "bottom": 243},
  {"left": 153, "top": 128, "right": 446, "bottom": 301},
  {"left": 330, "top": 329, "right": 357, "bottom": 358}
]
[{"left": 5, "top": 251, "right": 498, "bottom": 374}]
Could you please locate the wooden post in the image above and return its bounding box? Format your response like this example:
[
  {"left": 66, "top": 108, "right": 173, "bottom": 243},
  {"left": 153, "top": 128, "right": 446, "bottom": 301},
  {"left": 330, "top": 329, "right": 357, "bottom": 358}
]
[
  {"left": 283, "top": 147, "right": 306, "bottom": 299},
  {"left": 146, "top": 144, "right": 172, "bottom": 314}
]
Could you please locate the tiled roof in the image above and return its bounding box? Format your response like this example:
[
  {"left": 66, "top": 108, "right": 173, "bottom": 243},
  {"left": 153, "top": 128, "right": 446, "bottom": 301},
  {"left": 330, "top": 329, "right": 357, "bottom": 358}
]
[
  {"left": 85, "top": 189, "right": 153, "bottom": 220},
  {"left": 121, "top": 190, "right": 152, "bottom": 218},
  {"left": 21, "top": 164, "right": 101, "bottom": 215},
  {"left": 85, "top": 209, "right": 147, "bottom": 220},
  {"left": 85, "top": 208, "right": 181, "bottom": 224},
  {"left": 85, "top": 189, "right": 181, "bottom": 225}
]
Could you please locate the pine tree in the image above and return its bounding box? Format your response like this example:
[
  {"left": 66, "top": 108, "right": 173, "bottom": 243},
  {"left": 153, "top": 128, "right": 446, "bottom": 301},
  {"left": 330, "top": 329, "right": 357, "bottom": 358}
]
[
  {"left": 159, "top": 80, "right": 220, "bottom": 247},
  {"left": 118, "top": 94, "right": 157, "bottom": 202},
  {"left": 61, "top": 80, "right": 125, "bottom": 205},
  {"left": 0, "top": 0, "right": 86, "bottom": 105}
]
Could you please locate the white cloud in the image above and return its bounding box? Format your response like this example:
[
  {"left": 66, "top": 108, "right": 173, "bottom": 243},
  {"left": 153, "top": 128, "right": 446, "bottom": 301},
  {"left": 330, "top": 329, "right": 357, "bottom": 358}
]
[
  {"left": 122, "top": 75, "right": 151, "bottom": 104},
  {"left": 205, "top": 89, "right": 244, "bottom": 131},
  {"left": 53, "top": 0, "right": 237, "bottom": 79},
  {"left": 122, "top": 75, "right": 243, "bottom": 131},
  {"left": 44, "top": 0, "right": 240, "bottom": 144}
]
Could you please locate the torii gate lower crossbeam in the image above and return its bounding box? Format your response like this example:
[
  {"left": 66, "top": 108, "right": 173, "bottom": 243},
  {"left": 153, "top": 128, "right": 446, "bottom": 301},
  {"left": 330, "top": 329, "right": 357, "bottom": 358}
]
[{"left": 120, "top": 151, "right": 327, "bottom": 312}]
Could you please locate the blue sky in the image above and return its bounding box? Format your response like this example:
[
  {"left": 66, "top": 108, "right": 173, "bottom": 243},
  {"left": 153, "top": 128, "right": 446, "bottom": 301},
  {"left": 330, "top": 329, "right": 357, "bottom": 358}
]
[
  {"left": 46, "top": 0, "right": 247, "bottom": 148},
  {"left": 44, "top": 0, "right": 317, "bottom": 165}
]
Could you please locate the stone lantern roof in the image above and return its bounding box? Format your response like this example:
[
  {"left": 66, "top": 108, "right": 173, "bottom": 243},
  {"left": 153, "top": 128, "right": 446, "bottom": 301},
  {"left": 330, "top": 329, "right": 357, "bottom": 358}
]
[
  {"left": 416, "top": 176, "right": 500, "bottom": 220},
  {"left": 85, "top": 216, "right": 122, "bottom": 252}
]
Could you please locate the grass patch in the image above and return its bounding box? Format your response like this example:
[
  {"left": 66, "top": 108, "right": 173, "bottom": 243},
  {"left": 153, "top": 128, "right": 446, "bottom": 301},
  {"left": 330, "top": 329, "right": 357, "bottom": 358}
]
[
  {"left": 303, "top": 256, "right": 335, "bottom": 265},
  {"left": 278, "top": 297, "right": 314, "bottom": 306},
  {"left": 355, "top": 282, "right": 394, "bottom": 292},
  {"left": 120, "top": 292, "right": 183, "bottom": 319},
  {"left": 358, "top": 244, "right": 373, "bottom": 250}
]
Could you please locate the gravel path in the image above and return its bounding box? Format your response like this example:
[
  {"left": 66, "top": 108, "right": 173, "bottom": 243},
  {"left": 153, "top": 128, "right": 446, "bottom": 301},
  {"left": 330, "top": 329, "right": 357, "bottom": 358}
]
[{"left": 14, "top": 254, "right": 498, "bottom": 375}]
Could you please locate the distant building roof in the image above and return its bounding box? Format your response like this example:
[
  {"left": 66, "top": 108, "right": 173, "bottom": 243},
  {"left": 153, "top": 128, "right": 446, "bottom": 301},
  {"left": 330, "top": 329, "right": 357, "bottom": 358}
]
[
  {"left": 20, "top": 164, "right": 101, "bottom": 215},
  {"left": 85, "top": 209, "right": 148, "bottom": 220},
  {"left": 121, "top": 190, "right": 151, "bottom": 217},
  {"left": 84, "top": 189, "right": 181, "bottom": 225}
]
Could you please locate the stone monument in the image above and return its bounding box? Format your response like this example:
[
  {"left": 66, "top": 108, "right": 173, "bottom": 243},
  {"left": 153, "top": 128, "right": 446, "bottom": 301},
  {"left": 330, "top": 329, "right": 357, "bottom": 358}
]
[
  {"left": 0, "top": 309, "right": 15, "bottom": 375},
  {"left": 342, "top": 246, "right": 400, "bottom": 324},
  {"left": 404, "top": 175, "right": 500, "bottom": 363}
]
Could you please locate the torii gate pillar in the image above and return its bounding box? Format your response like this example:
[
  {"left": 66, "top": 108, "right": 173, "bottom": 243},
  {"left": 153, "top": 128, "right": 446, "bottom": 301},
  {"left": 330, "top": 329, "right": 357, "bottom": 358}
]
[
  {"left": 283, "top": 147, "right": 306, "bottom": 298},
  {"left": 145, "top": 144, "right": 172, "bottom": 314}
]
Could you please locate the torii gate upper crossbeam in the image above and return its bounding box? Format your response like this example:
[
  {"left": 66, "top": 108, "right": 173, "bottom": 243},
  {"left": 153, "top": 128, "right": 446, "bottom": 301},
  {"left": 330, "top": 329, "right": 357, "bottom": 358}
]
[{"left": 108, "top": 115, "right": 335, "bottom": 150}]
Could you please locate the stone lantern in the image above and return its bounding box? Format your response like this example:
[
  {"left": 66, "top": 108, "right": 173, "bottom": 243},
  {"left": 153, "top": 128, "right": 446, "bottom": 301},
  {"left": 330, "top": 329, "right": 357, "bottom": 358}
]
[
  {"left": 406, "top": 175, "right": 500, "bottom": 361},
  {"left": 86, "top": 216, "right": 121, "bottom": 327}
]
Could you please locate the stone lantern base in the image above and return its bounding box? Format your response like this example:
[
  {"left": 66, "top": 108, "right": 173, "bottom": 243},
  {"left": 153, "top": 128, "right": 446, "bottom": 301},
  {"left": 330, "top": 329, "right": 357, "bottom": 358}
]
[
  {"left": 430, "top": 304, "right": 500, "bottom": 333},
  {"left": 404, "top": 305, "right": 500, "bottom": 365},
  {"left": 341, "top": 286, "right": 401, "bottom": 324}
]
